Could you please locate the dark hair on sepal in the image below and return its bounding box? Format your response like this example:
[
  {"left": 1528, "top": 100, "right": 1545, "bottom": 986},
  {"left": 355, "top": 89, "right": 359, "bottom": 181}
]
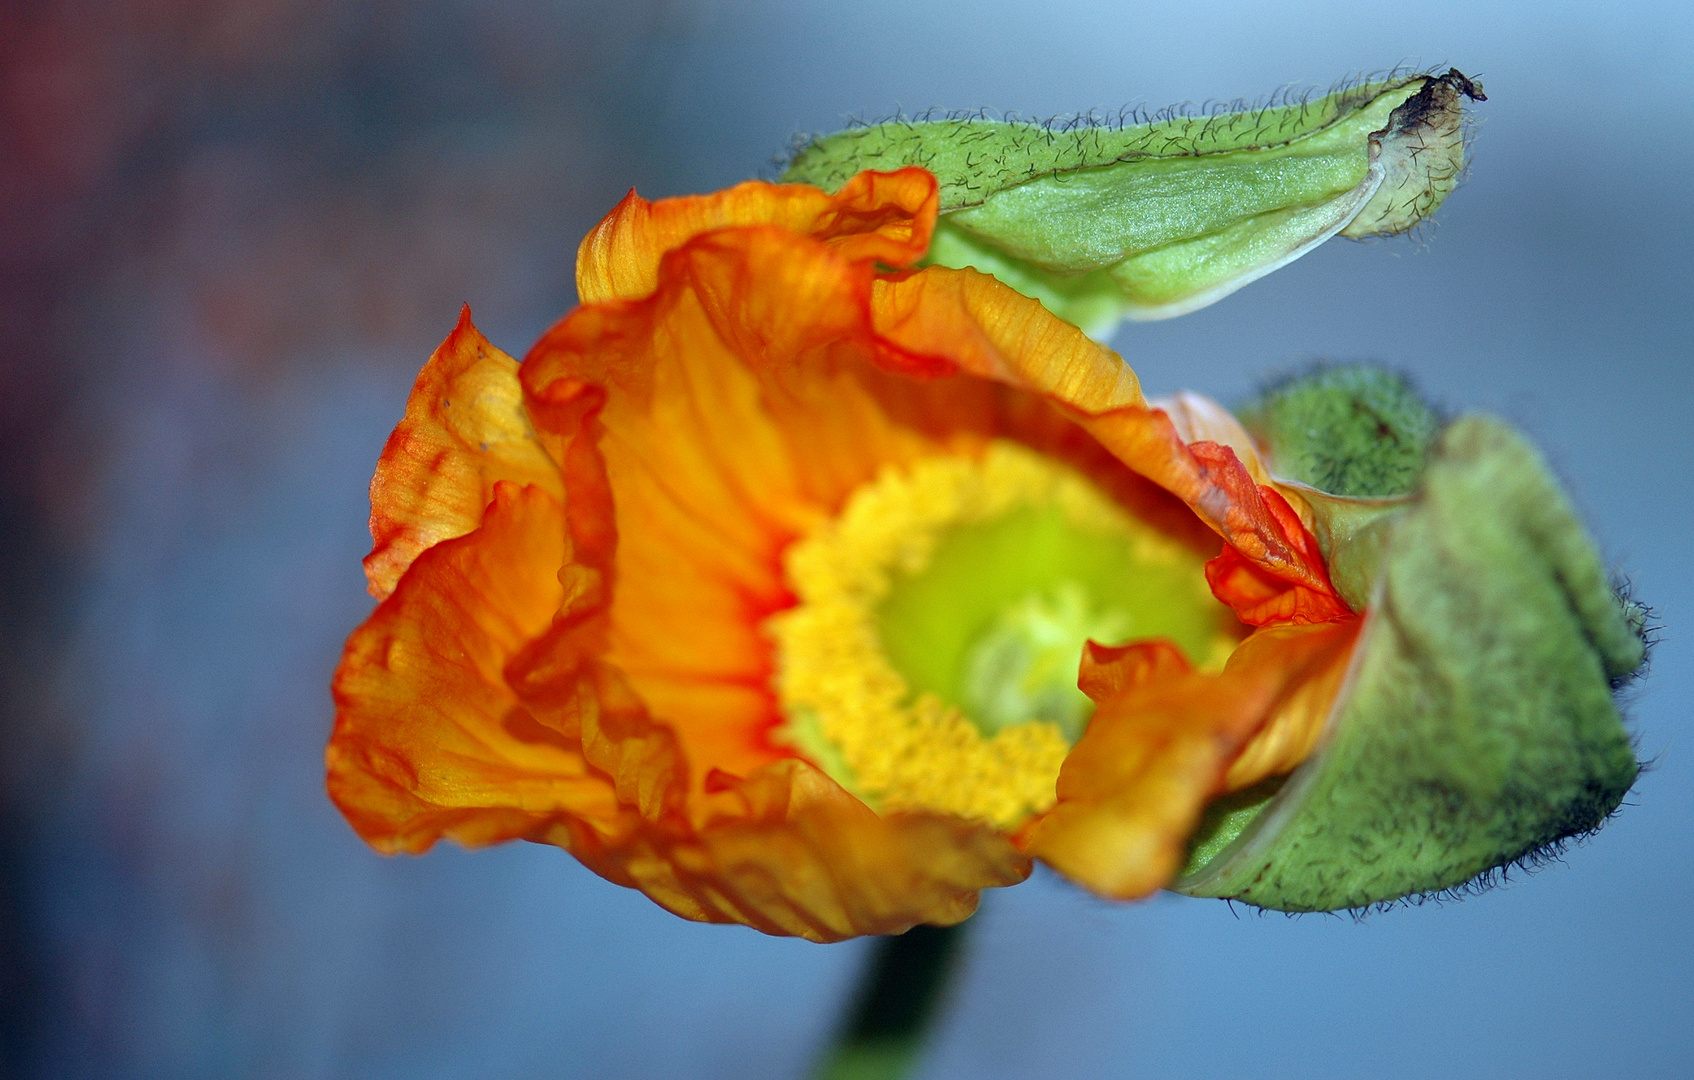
[
  {"left": 1211, "top": 770, "right": 1645, "bottom": 922},
  {"left": 774, "top": 65, "right": 1456, "bottom": 179},
  {"left": 1357, "top": 782, "right": 1641, "bottom": 919},
  {"left": 1610, "top": 573, "right": 1660, "bottom": 690}
]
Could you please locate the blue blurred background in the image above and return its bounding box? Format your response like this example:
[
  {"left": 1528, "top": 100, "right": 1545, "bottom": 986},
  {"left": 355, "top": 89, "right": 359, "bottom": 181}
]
[{"left": 2, "top": 1, "right": 1690, "bottom": 1077}]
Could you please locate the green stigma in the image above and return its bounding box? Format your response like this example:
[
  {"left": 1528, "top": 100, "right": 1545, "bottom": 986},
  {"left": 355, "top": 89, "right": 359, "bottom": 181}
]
[
  {"left": 876, "top": 505, "right": 1233, "bottom": 744},
  {"left": 961, "top": 582, "right": 1129, "bottom": 742}
]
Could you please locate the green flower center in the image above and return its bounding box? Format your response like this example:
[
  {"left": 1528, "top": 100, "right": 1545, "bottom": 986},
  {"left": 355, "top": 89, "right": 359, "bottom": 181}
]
[
  {"left": 877, "top": 503, "right": 1238, "bottom": 746},
  {"left": 766, "top": 441, "right": 1238, "bottom": 828},
  {"left": 959, "top": 581, "right": 1128, "bottom": 742}
]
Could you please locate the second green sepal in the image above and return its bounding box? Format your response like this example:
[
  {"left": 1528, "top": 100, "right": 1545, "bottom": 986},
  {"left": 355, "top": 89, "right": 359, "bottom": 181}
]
[
  {"left": 1173, "top": 373, "right": 1645, "bottom": 909},
  {"left": 784, "top": 70, "right": 1483, "bottom": 338}
]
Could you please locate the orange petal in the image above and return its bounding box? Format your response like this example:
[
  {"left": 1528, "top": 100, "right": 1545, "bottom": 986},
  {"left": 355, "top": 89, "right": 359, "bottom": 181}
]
[
  {"left": 1220, "top": 622, "right": 1355, "bottom": 793},
  {"left": 526, "top": 224, "right": 1009, "bottom": 797},
  {"left": 505, "top": 609, "right": 690, "bottom": 825},
  {"left": 1019, "top": 619, "right": 1360, "bottom": 898},
  {"left": 869, "top": 263, "right": 1145, "bottom": 403},
  {"left": 555, "top": 761, "right": 1029, "bottom": 942},
  {"left": 328, "top": 481, "right": 620, "bottom": 853},
  {"left": 1196, "top": 453, "right": 1352, "bottom": 626},
  {"left": 1075, "top": 638, "right": 1194, "bottom": 703},
  {"left": 363, "top": 308, "right": 563, "bottom": 599},
  {"left": 494, "top": 537, "right": 1030, "bottom": 942},
  {"left": 1149, "top": 390, "right": 1271, "bottom": 484},
  {"left": 577, "top": 168, "right": 940, "bottom": 305},
  {"left": 869, "top": 265, "right": 1348, "bottom": 625}
]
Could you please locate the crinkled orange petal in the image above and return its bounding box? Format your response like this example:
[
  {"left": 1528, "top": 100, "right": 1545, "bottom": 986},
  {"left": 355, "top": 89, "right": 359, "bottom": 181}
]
[
  {"left": 868, "top": 265, "right": 1349, "bottom": 624},
  {"left": 1193, "top": 445, "right": 1352, "bottom": 625},
  {"left": 1219, "top": 624, "right": 1355, "bottom": 793},
  {"left": 868, "top": 264, "right": 1144, "bottom": 410},
  {"left": 334, "top": 168, "right": 1359, "bottom": 938},
  {"left": 577, "top": 167, "right": 940, "bottom": 305},
  {"left": 1150, "top": 390, "right": 1271, "bottom": 484},
  {"left": 526, "top": 224, "right": 1011, "bottom": 800},
  {"left": 363, "top": 308, "right": 563, "bottom": 599},
  {"left": 545, "top": 761, "right": 1029, "bottom": 942},
  {"left": 503, "top": 597, "right": 690, "bottom": 825},
  {"left": 1018, "top": 619, "right": 1360, "bottom": 899},
  {"left": 329, "top": 481, "right": 620, "bottom": 853},
  {"left": 481, "top": 514, "right": 1029, "bottom": 940},
  {"left": 499, "top": 583, "right": 1030, "bottom": 942}
]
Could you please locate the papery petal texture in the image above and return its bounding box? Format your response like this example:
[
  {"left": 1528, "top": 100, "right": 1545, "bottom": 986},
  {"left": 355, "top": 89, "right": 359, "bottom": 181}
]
[
  {"left": 330, "top": 482, "right": 619, "bottom": 851},
  {"left": 1020, "top": 619, "right": 1358, "bottom": 898},
  {"left": 329, "top": 166, "right": 1363, "bottom": 938},
  {"left": 362, "top": 310, "right": 563, "bottom": 599},
  {"left": 577, "top": 168, "right": 940, "bottom": 305}
]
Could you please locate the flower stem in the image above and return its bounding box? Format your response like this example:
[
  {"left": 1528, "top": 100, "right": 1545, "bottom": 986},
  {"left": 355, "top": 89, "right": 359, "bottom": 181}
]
[{"left": 811, "top": 922, "right": 966, "bottom": 1080}]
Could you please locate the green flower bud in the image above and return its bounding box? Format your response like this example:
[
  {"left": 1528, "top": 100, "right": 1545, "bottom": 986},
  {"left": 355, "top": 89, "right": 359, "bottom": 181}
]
[
  {"left": 1237, "top": 364, "right": 1442, "bottom": 498},
  {"left": 783, "top": 70, "right": 1484, "bottom": 337},
  {"left": 1175, "top": 403, "right": 1646, "bottom": 911}
]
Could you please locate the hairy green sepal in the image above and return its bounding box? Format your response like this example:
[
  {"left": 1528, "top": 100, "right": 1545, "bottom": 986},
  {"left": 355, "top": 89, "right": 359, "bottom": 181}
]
[
  {"left": 1239, "top": 364, "right": 1442, "bottom": 497},
  {"left": 1229, "top": 363, "right": 1440, "bottom": 608},
  {"left": 784, "top": 71, "right": 1481, "bottom": 336},
  {"left": 1176, "top": 417, "right": 1644, "bottom": 910}
]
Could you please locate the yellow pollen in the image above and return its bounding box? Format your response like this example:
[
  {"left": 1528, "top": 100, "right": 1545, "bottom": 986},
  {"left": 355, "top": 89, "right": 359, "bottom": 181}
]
[{"left": 765, "top": 440, "right": 1235, "bottom": 829}]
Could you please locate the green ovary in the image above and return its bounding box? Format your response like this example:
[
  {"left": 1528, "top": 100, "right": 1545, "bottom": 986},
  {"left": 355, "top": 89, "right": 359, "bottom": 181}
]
[
  {"left": 962, "top": 583, "right": 1125, "bottom": 742},
  {"left": 877, "top": 505, "right": 1232, "bottom": 745}
]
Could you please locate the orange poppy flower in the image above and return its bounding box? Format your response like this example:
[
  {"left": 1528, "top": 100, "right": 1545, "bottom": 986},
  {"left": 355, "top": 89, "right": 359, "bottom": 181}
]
[{"left": 327, "top": 167, "right": 1364, "bottom": 942}]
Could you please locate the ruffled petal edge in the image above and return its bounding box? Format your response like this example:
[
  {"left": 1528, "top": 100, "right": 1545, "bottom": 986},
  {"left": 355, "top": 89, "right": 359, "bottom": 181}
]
[{"left": 363, "top": 308, "right": 563, "bottom": 599}]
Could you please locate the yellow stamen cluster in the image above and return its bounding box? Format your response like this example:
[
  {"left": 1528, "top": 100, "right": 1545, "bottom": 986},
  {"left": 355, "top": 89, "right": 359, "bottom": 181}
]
[{"left": 767, "top": 440, "right": 1215, "bottom": 829}]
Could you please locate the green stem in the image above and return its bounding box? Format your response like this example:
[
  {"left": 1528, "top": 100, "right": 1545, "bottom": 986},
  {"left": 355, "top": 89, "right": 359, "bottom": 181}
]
[{"left": 811, "top": 922, "right": 967, "bottom": 1080}]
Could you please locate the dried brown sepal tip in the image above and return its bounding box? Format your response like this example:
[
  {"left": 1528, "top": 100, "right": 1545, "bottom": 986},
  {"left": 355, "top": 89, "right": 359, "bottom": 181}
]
[{"left": 1343, "top": 68, "right": 1486, "bottom": 238}]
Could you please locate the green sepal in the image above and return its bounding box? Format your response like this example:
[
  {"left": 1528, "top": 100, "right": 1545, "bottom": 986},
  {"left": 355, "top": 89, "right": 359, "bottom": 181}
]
[
  {"left": 1175, "top": 416, "right": 1646, "bottom": 911},
  {"left": 1234, "top": 363, "right": 1441, "bottom": 609},
  {"left": 783, "top": 71, "right": 1482, "bottom": 337},
  {"left": 1238, "top": 364, "right": 1442, "bottom": 498},
  {"left": 1291, "top": 490, "right": 1408, "bottom": 612}
]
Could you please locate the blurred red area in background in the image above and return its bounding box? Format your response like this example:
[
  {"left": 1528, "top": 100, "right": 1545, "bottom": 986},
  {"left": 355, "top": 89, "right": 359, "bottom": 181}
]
[{"left": 0, "top": 3, "right": 686, "bottom": 1072}]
